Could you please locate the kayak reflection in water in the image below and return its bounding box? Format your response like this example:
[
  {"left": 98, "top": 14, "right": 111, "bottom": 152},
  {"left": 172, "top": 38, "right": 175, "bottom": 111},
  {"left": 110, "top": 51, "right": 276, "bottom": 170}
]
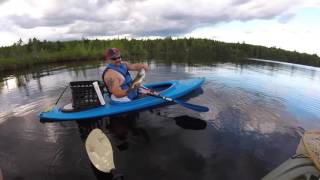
[
  {"left": 102, "top": 48, "right": 158, "bottom": 103},
  {"left": 77, "top": 113, "right": 148, "bottom": 180},
  {"left": 77, "top": 112, "right": 149, "bottom": 151}
]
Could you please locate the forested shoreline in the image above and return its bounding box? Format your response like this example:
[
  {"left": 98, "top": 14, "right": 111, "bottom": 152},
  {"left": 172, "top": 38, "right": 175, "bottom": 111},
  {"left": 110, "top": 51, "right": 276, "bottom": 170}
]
[{"left": 0, "top": 37, "right": 319, "bottom": 71}]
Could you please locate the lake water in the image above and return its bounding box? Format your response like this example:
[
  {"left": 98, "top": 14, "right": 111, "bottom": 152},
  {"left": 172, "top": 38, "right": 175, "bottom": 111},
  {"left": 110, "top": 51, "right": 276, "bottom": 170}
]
[{"left": 0, "top": 59, "right": 320, "bottom": 180}]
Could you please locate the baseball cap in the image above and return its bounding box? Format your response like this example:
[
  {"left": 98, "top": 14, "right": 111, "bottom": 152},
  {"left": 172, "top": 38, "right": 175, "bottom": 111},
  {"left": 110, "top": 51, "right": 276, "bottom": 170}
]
[{"left": 104, "top": 48, "right": 121, "bottom": 60}]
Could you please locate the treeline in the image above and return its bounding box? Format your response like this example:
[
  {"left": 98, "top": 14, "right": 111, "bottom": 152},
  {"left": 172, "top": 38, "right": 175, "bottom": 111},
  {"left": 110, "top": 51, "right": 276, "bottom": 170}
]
[{"left": 0, "top": 37, "right": 319, "bottom": 71}]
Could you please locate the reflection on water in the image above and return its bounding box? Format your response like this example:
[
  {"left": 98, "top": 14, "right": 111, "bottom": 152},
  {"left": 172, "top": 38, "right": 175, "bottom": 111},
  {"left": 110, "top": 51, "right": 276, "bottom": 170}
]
[
  {"left": 77, "top": 113, "right": 147, "bottom": 151},
  {"left": 188, "top": 61, "right": 320, "bottom": 122},
  {"left": 174, "top": 115, "right": 207, "bottom": 130},
  {"left": 0, "top": 59, "right": 320, "bottom": 179},
  {"left": 0, "top": 61, "right": 104, "bottom": 122},
  {"left": 77, "top": 113, "right": 142, "bottom": 180}
]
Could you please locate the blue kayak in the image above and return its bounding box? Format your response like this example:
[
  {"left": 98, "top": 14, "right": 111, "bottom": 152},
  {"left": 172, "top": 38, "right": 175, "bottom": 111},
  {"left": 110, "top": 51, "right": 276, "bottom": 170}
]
[{"left": 39, "top": 78, "right": 205, "bottom": 122}]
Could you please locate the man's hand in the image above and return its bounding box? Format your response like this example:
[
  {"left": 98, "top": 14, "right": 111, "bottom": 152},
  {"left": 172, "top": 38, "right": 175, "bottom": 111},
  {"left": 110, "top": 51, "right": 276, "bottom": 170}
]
[
  {"left": 126, "top": 62, "right": 149, "bottom": 71},
  {"left": 130, "top": 82, "right": 141, "bottom": 90},
  {"left": 141, "top": 64, "right": 149, "bottom": 71}
]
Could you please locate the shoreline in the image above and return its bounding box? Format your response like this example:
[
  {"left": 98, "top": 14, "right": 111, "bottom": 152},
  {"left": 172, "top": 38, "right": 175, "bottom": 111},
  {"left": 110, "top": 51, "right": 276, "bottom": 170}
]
[{"left": 1, "top": 38, "right": 319, "bottom": 72}]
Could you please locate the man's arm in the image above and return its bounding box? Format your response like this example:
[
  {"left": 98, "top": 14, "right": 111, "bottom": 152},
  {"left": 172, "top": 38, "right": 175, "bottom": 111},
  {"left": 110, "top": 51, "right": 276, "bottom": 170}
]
[
  {"left": 104, "top": 74, "right": 128, "bottom": 98},
  {"left": 124, "top": 61, "right": 149, "bottom": 71}
]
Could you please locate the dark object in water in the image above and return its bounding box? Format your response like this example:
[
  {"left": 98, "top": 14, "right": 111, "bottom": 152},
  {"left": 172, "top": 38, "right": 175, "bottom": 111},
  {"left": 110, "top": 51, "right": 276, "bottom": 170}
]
[
  {"left": 174, "top": 115, "right": 207, "bottom": 130},
  {"left": 0, "top": 168, "right": 3, "bottom": 180}
]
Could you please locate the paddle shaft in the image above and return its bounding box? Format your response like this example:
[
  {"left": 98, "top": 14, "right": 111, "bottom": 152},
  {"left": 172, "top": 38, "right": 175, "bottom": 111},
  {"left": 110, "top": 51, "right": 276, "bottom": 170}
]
[
  {"left": 151, "top": 94, "right": 174, "bottom": 102},
  {"left": 148, "top": 93, "right": 209, "bottom": 112}
]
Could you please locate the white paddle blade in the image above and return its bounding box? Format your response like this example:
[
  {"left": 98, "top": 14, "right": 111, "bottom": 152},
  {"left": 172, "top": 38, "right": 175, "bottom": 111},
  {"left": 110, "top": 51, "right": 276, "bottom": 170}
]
[{"left": 85, "top": 128, "right": 115, "bottom": 173}]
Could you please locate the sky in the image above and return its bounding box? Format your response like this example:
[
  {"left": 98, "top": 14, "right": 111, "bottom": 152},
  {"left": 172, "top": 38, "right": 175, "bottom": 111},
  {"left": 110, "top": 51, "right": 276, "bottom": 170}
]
[{"left": 0, "top": 0, "right": 319, "bottom": 55}]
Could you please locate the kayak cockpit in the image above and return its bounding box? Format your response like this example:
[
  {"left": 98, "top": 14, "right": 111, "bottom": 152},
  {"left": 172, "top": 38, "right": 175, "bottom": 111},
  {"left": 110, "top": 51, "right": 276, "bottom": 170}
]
[{"left": 61, "top": 82, "right": 174, "bottom": 112}]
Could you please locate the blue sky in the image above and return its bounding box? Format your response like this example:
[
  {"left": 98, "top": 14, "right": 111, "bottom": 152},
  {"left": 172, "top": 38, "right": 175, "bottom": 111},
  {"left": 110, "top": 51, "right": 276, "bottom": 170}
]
[{"left": 0, "top": 0, "right": 319, "bottom": 55}]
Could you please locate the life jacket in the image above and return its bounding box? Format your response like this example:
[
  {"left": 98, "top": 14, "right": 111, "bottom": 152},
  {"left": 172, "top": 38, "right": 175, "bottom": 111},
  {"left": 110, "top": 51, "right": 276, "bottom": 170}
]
[{"left": 102, "top": 63, "right": 138, "bottom": 100}]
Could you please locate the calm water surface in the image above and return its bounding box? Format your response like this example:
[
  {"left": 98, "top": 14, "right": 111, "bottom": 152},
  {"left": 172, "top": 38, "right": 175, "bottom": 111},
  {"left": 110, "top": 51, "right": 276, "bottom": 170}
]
[{"left": 0, "top": 59, "right": 320, "bottom": 180}]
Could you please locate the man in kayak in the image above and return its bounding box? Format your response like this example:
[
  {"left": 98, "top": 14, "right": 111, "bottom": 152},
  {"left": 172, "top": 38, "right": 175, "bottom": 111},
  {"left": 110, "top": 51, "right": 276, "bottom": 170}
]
[{"left": 102, "top": 48, "right": 155, "bottom": 102}]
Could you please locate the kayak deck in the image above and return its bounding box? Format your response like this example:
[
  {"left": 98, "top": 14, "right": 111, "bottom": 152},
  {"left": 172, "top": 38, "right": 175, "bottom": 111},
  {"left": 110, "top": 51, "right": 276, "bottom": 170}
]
[{"left": 39, "top": 78, "right": 205, "bottom": 122}]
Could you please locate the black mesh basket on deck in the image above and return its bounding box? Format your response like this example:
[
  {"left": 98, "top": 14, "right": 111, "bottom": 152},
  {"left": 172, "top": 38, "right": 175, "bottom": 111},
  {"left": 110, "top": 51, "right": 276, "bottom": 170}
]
[{"left": 70, "top": 80, "right": 105, "bottom": 110}]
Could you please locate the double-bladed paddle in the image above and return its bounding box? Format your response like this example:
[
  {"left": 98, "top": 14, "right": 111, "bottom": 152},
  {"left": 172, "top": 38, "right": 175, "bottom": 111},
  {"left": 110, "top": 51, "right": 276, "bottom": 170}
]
[{"left": 148, "top": 93, "right": 209, "bottom": 112}]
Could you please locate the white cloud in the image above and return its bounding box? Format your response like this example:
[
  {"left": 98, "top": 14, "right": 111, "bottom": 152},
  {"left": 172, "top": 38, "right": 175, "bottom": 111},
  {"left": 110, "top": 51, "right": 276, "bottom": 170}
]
[
  {"left": 185, "top": 18, "right": 320, "bottom": 55},
  {"left": 0, "top": 0, "right": 306, "bottom": 32},
  {"left": 0, "top": 0, "right": 319, "bottom": 55}
]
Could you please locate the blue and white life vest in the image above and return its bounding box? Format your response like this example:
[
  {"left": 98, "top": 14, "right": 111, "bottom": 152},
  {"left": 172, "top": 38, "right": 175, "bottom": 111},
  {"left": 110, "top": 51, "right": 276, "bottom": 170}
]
[{"left": 102, "top": 63, "right": 138, "bottom": 100}]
